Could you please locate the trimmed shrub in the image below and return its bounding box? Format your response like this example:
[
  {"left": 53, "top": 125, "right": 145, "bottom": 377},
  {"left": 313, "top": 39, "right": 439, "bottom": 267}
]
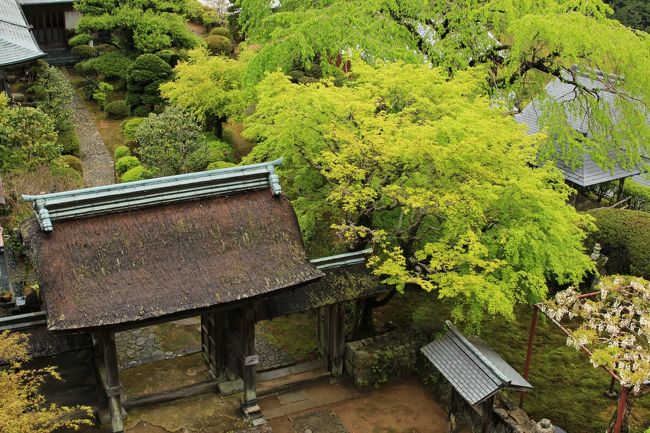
[
  {"left": 96, "top": 44, "right": 118, "bottom": 53},
  {"left": 121, "top": 165, "right": 151, "bottom": 183},
  {"left": 71, "top": 45, "right": 97, "bottom": 59},
  {"left": 623, "top": 180, "right": 650, "bottom": 211},
  {"left": 59, "top": 155, "right": 83, "bottom": 174},
  {"left": 115, "top": 155, "right": 141, "bottom": 174},
  {"left": 209, "top": 27, "right": 231, "bottom": 38},
  {"left": 122, "top": 117, "right": 145, "bottom": 142},
  {"left": 132, "top": 105, "right": 151, "bottom": 117},
  {"left": 68, "top": 33, "right": 92, "bottom": 47},
  {"left": 589, "top": 208, "right": 650, "bottom": 279},
  {"left": 75, "top": 52, "right": 133, "bottom": 81},
  {"left": 204, "top": 35, "right": 233, "bottom": 55},
  {"left": 57, "top": 127, "right": 80, "bottom": 156},
  {"left": 105, "top": 100, "right": 130, "bottom": 119},
  {"left": 156, "top": 49, "right": 180, "bottom": 66},
  {"left": 126, "top": 54, "right": 173, "bottom": 110},
  {"left": 207, "top": 160, "right": 236, "bottom": 170},
  {"left": 114, "top": 145, "right": 131, "bottom": 159}
]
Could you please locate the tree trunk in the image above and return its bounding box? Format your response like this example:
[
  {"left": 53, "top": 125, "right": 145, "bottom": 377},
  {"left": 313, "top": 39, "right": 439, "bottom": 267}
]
[{"left": 351, "top": 290, "right": 397, "bottom": 340}]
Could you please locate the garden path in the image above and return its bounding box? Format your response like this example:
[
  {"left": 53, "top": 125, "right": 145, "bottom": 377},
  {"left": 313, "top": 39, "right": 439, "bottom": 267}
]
[{"left": 61, "top": 69, "right": 115, "bottom": 187}]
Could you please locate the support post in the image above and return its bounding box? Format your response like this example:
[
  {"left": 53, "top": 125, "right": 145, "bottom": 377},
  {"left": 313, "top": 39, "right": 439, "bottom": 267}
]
[
  {"left": 613, "top": 387, "right": 629, "bottom": 433},
  {"left": 520, "top": 306, "right": 539, "bottom": 408},
  {"left": 328, "top": 303, "right": 346, "bottom": 376},
  {"left": 240, "top": 304, "right": 259, "bottom": 416},
  {"left": 101, "top": 331, "right": 124, "bottom": 433},
  {"left": 481, "top": 395, "right": 495, "bottom": 433}
]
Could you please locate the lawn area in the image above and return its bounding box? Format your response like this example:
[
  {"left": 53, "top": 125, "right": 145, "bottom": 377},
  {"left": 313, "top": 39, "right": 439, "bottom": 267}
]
[{"left": 375, "top": 290, "right": 650, "bottom": 433}]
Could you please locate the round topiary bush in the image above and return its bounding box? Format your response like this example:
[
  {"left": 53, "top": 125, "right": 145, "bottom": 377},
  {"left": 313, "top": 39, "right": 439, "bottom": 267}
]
[
  {"left": 209, "top": 27, "right": 231, "bottom": 38},
  {"left": 121, "top": 165, "right": 151, "bottom": 182},
  {"left": 115, "top": 155, "right": 141, "bottom": 175},
  {"left": 59, "top": 155, "right": 83, "bottom": 174},
  {"left": 589, "top": 208, "right": 650, "bottom": 279},
  {"left": 71, "top": 45, "right": 97, "bottom": 59},
  {"left": 105, "top": 100, "right": 130, "bottom": 119},
  {"left": 114, "top": 145, "right": 131, "bottom": 160},
  {"left": 204, "top": 35, "right": 233, "bottom": 56}
]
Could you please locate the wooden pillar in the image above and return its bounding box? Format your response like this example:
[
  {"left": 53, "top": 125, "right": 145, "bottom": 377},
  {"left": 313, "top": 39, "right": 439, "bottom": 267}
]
[
  {"left": 328, "top": 303, "right": 346, "bottom": 376},
  {"left": 202, "top": 311, "right": 228, "bottom": 382},
  {"left": 481, "top": 395, "right": 495, "bottom": 433},
  {"left": 241, "top": 304, "right": 259, "bottom": 415},
  {"left": 97, "top": 330, "right": 124, "bottom": 433},
  {"left": 225, "top": 309, "right": 241, "bottom": 381},
  {"left": 520, "top": 306, "right": 539, "bottom": 408},
  {"left": 615, "top": 177, "right": 626, "bottom": 202}
]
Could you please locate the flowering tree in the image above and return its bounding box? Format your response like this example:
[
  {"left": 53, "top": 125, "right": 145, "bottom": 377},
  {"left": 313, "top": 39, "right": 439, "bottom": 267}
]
[{"left": 543, "top": 275, "right": 650, "bottom": 432}]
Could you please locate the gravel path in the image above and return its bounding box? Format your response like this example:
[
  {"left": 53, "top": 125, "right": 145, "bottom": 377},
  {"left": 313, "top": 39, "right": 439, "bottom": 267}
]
[{"left": 61, "top": 70, "right": 115, "bottom": 187}]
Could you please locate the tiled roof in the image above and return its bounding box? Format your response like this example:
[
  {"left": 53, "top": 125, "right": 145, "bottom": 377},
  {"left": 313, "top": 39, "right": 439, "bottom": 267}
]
[
  {"left": 18, "top": 0, "right": 73, "bottom": 4},
  {"left": 515, "top": 72, "right": 642, "bottom": 187},
  {"left": 0, "top": 0, "right": 45, "bottom": 67},
  {"left": 421, "top": 321, "right": 532, "bottom": 405}
]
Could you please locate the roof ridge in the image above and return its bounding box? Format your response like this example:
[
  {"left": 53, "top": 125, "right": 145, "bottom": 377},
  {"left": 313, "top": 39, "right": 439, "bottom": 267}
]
[
  {"left": 23, "top": 159, "right": 284, "bottom": 232},
  {"left": 445, "top": 320, "right": 510, "bottom": 386}
]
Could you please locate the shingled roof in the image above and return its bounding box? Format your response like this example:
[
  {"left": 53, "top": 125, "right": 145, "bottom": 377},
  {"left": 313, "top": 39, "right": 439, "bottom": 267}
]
[
  {"left": 515, "top": 71, "right": 642, "bottom": 187},
  {"left": 0, "top": 0, "right": 45, "bottom": 67},
  {"left": 421, "top": 321, "right": 532, "bottom": 405},
  {"left": 21, "top": 161, "right": 324, "bottom": 330}
]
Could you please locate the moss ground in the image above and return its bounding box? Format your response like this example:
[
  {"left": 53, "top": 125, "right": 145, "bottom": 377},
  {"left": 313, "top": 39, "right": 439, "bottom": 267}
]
[
  {"left": 258, "top": 312, "right": 320, "bottom": 363},
  {"left": 376, "top": 290, "right": 650, "bottom": 433}
]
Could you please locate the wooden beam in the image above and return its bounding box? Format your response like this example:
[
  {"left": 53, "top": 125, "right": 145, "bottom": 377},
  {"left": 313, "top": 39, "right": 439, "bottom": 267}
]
[
  {"left": 123, "top": 380, "right": 218, "bottom": 410},
  {"left": 481, "top": 395, "right": 495, "bottom": 433}
]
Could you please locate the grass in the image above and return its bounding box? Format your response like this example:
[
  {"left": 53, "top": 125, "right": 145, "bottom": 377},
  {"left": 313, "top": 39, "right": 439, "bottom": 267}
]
[{"left": 376, "top": 290, "right": 650, "bottom": 433}]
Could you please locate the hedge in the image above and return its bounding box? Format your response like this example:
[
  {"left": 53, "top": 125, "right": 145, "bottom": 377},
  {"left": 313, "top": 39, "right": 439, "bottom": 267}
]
[
  {"left": 57, "top": 126, "right": 80, "bottom": 156},
  {"left": 209, "top": 27, "right": 231, "bottom": 37},
  {"left": 114, "top": 145, "right": 131, "bottom": 159},
  {"left": 115, "top": 155, "right": 141, "bottom": 175},
  {"left": 105, "top": 100, "right": 130, "bottom": 119},
  {"left": 122, "top": 117, "right": 145, "bottom": 142},
  {"left": 623, "top": 180, "right": 650, "bottom": 211},
  {"left": 121, "top": 165, "right": 151, "bottom": 182},
  {"left": 589, "top": 208, "right": 650, "bottom": 279}
]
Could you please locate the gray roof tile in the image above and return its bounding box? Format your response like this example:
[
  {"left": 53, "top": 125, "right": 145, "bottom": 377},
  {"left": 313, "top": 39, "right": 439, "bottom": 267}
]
[
  {"left": 0, "top": 0, "right": 45, "bottom": 67},
  {"left": 420, "top": 321, "right": 532, "bottom": 405},
  {"left": 515, "top": 73, "right": 642, "bottom": 186}
]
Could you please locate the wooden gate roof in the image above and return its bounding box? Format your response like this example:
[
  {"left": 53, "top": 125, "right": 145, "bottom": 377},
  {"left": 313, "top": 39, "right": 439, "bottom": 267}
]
[{"left": 21, "top": 161, "right": 323, "bottom": 331}]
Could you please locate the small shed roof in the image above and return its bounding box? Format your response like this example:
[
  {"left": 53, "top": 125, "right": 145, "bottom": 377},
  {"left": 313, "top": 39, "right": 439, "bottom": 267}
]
[
  {"left": 421, "top": 321, "right": 532, "bottom": 406},
  {"left": 22, "top": 161, "right": 324, "bottom": 331},
  {"left": 0, "top": 0, "right": 45, "bottom": 67},
  {"left": 515, "top": 71, "right": 642, "bottom": 187}
]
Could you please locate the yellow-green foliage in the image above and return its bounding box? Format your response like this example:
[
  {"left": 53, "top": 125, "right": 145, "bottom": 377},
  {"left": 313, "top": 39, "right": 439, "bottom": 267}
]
[
  {"left": 0, "top": 331, "right": 93, "bottom": 432},
  {"left": 624, "top": 180, "right": 650, "bottom": 211},
  {"left": 114, "top": 145, "right": 131, "bottom": 159},
  {"left": 121, "top": 165, "right": 151, "bottom": 182},
  {"left": 115, "top": 155, "right": 141, "bottom": 175},
  {"left": 243, "top": 60, "right": 595, "bottom": 327}
]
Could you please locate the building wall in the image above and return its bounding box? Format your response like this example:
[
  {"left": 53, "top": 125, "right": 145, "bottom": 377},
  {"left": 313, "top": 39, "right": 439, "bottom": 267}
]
[{"left": 64, "top": 10, "right": 81, "bottom": 30}]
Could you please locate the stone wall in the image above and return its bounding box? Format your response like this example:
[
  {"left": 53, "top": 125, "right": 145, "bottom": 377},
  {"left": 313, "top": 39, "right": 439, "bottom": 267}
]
[{"left": 344, "top": 330, "right": 425, "bottom": 388}]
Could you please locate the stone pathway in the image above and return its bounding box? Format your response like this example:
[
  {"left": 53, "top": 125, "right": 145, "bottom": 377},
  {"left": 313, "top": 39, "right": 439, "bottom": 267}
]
[
  {"left": 256, "top": 329, "right": 296, "bottom": 372},
  {"left": 61, "top": 69, "right": 115, "bottom": 187}
]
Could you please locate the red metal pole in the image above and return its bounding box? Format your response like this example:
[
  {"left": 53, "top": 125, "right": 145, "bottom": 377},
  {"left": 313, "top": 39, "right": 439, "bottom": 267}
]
[
  {"left": 613, "top": 387, "right": 629, "bottom": 433},
  {"left": 519, "top": 306, "right": 539, "bottom": 408}
]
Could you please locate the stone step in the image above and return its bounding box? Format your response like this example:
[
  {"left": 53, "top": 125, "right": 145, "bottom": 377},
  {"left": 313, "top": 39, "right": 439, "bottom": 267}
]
[{"left": 257, "top": 364, "right": 330, "bottom": 398}]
